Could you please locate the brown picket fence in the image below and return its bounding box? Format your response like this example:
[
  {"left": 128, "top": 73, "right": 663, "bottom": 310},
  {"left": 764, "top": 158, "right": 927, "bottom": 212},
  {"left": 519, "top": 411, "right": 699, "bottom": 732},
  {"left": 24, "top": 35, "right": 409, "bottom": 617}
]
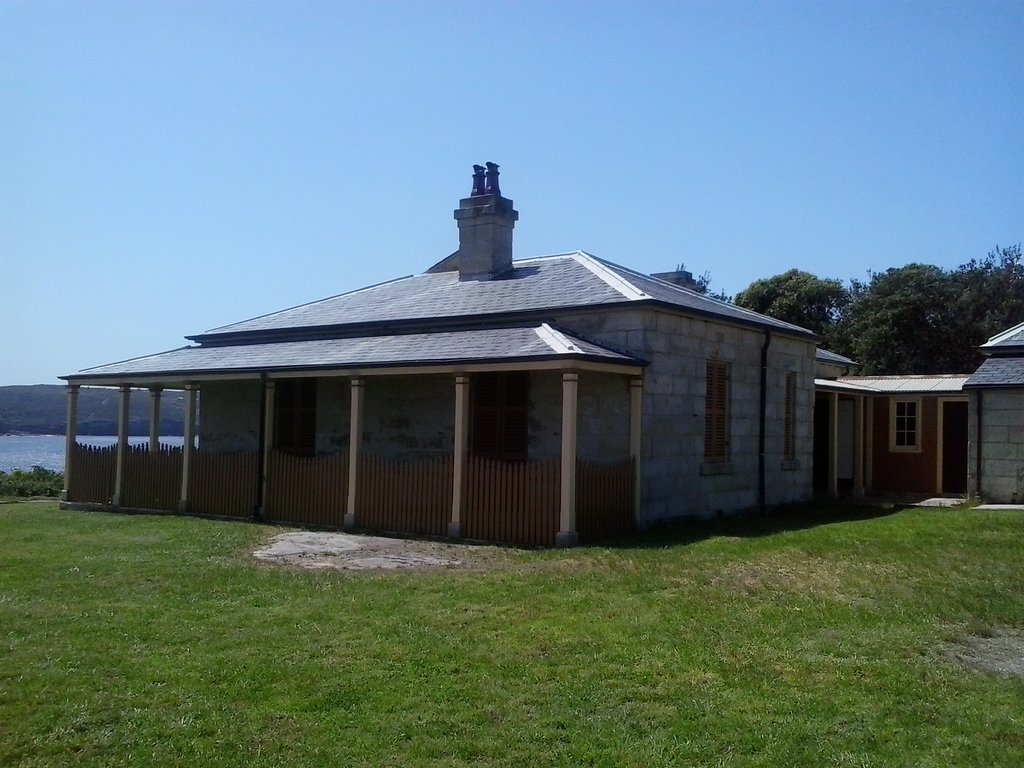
[
  {"left": 576, "top": 457, "right": 636, "bottom": 542},
  {"left": 463, "top": 456, "right": 560, "bottom": 547},
  {"left": 188, "top": 449, "right": 258, "bottom": 518},
  {"left": 264, "top": 450, "right": 349, "bottom": 527},
  {"left": 355, "top": 453, "right": 452, "bottom": 536},
  {"left": 67, "top": 443, "right": 117, "bottom": 504},
  {"left": 119, "top": 444, "right": 182, "bottom": 511}
]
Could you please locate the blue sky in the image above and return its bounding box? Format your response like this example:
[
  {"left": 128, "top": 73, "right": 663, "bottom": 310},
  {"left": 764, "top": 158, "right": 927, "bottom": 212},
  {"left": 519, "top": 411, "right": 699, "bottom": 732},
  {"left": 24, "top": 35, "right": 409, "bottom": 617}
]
[{"left": 2, "top": 0, "right": 1021, "bottom": 386}]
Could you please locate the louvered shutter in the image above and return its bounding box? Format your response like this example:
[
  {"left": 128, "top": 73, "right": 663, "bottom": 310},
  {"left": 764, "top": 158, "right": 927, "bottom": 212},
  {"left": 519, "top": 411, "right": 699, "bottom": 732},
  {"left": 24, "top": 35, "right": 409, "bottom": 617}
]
[{"left": 704, "top": 362, "right": 728, "bottom": 463}]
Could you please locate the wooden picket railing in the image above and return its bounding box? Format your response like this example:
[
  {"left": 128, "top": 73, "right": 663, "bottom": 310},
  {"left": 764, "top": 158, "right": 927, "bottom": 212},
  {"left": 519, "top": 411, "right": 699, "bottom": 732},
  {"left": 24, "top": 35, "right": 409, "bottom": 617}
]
[
  {"left": 188, "top": 450, "right": 258, "bottom": 518},
  {"left": 121, "top": 444, "right": 182, "bottom": 511},
  {"left": 64, "top": 441, "right": 637, "bottom": 547},
  {"left": 463, "top": 456, "right": 560, "bottom": 547},
  {"left": 355, "top": 453, "right": 452, "bottom": 536},
  {"left": 576, "top": 457, "right": 636, "bottom": 542},
  {"left": 265, "top": 450, "right": 348, "bottom": 528},
  {"left": 67, "top": 443, "right": 117, "bottom": 504}
]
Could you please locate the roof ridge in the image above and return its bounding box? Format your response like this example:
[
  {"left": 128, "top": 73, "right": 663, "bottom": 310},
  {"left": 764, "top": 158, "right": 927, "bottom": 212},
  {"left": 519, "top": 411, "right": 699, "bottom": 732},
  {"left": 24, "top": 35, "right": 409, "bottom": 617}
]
[
  {"left": 535, "top": 323, "right": 580, "bottom": 354},
  {"left": 588, "top": 254, "right": 817, "bottom": 335},
  {"left": 983, "top": 320, "right": 1024, "bottom": 347},
  {"left": 569, "top": 251, "right": 648, "bottom": 301},
  {"left": 75, "top": 345, "right": 198, "bottom": 375}
]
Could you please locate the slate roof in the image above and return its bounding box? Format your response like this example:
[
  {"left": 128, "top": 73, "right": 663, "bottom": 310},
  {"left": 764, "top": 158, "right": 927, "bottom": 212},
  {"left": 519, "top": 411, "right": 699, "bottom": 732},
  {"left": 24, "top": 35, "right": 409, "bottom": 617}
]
[
  {"left": 980, "top": 321, "right": 1024, "bottom": 351},
  {"left": 195, "top": 251, "right": 815, "bottom": 342},
  {"left": 66, "top": 325, "right": 641, "bottom": 384},
  {"left": 965, "top": 357, "right": 1024, "bottom": 388},
  {"left": 816, "top": 349, "right": 857, "bottom": 366}
]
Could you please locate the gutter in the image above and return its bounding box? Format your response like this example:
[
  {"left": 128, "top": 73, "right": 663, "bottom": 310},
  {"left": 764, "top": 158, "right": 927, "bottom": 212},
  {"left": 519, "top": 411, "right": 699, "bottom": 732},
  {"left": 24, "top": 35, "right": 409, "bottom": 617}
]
[
  {"left": 975, "top": 389, "right": 983, "bottom": 498},
  {"left": 759, "top": 330, "right": 771, "bottom": 514}
]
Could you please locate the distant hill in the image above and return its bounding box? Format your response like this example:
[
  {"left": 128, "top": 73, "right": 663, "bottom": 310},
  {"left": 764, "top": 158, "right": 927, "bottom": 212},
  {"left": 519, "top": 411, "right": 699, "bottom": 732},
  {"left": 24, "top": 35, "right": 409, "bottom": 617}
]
[{"left": 0, "top": 385, "right": 186, "bottom": 436}]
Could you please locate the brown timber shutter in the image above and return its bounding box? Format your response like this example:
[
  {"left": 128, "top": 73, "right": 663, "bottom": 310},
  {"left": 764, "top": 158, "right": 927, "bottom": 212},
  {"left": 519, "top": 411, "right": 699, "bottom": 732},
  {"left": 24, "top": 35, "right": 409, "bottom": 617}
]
[
  {"left": 471, "top": 372, "right": 529, "bottom": 461},
  {"left": 704, "top": 361, "right": 728, "bottom": 463},
  {"left": 783, "top": 371, "right": 796, "bottom": 460},
  {"left": 275, "top": 378, "right": 317, "bottom": 456}
]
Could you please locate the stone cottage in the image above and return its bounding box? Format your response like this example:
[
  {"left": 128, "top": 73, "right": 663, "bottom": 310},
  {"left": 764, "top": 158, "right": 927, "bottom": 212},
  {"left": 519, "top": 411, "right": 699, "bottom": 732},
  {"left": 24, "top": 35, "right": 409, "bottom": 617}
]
[
  {"left": 965, "top": 321, "right": 1024, "bottom": 503},
  {"left": 60, "top": 164, "right": 819, "bottom": 546}
]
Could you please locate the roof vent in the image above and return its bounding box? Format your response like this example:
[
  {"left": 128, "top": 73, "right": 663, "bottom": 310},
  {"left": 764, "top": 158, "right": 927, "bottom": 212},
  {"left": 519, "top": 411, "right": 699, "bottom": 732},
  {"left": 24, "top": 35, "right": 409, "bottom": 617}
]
[{"left": 453, "top": 163, "right": 519, "bottom": 281}]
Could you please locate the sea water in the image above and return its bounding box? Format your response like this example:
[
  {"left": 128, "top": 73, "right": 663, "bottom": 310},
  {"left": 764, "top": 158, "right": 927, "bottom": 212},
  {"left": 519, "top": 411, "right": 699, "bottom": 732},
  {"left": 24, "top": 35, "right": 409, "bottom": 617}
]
[{"left": 0, "top": 435, "right": 187, "bottom": 473}]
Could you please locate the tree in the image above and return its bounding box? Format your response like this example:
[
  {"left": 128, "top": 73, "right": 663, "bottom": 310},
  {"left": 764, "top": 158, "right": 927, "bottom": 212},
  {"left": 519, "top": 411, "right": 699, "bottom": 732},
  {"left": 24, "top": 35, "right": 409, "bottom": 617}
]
[
  {"left": 733, "top": 269, "right": 849, "bottom": 345},
  {"left": 837, "top": 263, "right": 968, "bottom": 374},
  {"left": 834, "top": 246, "right": 1024, "bottom": 375},
  {"left": 954, "top": 244, "right": 1024, "bottom": 347}
]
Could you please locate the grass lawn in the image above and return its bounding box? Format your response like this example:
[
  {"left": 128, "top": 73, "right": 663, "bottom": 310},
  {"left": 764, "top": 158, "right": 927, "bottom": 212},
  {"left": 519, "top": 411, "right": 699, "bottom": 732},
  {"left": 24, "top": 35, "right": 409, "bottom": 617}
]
[{"left": 1, "top": 502, "right": 1022, "bottom": 767}]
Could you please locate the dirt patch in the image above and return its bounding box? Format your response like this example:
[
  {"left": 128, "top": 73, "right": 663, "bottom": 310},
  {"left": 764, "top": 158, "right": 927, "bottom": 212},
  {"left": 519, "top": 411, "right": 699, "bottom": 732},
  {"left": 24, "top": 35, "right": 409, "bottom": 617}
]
[
  {"left": 946, "top": 630, "right": 1024, "bottom": 679},
  {"left": 253, "top": 530, "right": 508, "bottom": 571}
]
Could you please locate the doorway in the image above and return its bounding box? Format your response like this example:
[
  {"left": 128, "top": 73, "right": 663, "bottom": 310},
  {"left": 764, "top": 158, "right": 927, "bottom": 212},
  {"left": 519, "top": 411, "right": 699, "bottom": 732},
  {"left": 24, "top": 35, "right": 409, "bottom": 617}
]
[{"left": 941, "top": 400, "right": 968, "bottom": 495}]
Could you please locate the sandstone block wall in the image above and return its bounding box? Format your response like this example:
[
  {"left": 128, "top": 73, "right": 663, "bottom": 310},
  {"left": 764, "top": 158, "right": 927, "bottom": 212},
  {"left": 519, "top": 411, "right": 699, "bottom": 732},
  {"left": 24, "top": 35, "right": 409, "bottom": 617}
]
[
  {"left": 198, "top": 380, "right": 262, "bottom": 452},
  {"left": 972, "top": 389, "right": 1024, "bottom": 503},
  {"left": 556, "top": 306, "right": 816, "bottom": 522},
  {"left": 362, "top": 375, "right": 454, "bottom": 459}
]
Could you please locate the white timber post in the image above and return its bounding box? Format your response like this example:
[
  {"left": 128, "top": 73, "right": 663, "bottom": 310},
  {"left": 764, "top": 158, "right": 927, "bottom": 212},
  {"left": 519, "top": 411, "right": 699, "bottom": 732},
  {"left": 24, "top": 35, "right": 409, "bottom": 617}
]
[
  {"left": 345, "top": 377, "right": 364, "bottom": 528},
  {"left": 449, "top": 374, "right": 470, "bottom": 539},
  {"left": 148, "top": 387, "right": 162, "bottom": 452},
  {"left": 112, "top": 385, "right": 131, "bottom": 507},
  {"left": 829, "top": 391, "right": 839, "bottom": 498},
  {"left": 556, "top": 371, "right": 579, "bottom": 548},
  {"left": 260, "top": 380, "right": 276, "bottom": 520},
  {"left": 853, "top": 394, "right": 865, "bottom": 497},
  {"left": 61, "top": 384, "right": 80, "bottom": 501},
  {"left": 629, "top": 377, "right": 643, "bottom": 527},
  {"left": 178, "top": 383, "right": 197, "bottom": 513}
]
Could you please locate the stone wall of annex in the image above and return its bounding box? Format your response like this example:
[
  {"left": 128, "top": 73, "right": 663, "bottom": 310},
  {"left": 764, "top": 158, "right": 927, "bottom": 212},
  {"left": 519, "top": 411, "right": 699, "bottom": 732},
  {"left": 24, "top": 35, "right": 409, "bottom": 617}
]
[
  {"left": 971, "top": 388, "right": 1024, "bottom": 503},
  {"left": 528, "top": 370, "right": 632, "bottom": 462},
  {"left": 199, "top": 380, "right": 262, "bottom": 452},
  {"left": 362, "top": 374, "right": 455, "bottom": 460},
  {"left": 555, "top": 306, "right": 817, "bottom": 523}
]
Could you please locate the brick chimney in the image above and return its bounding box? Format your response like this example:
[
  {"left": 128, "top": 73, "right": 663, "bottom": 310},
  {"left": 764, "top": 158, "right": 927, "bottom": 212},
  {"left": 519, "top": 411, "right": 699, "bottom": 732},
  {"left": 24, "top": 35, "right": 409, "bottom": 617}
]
[
  {"left": 651, "top": 269, "right": 699, "bottom": 290},
  {"left": 453, "top": 162, "right": 519, "bottom": 280}
]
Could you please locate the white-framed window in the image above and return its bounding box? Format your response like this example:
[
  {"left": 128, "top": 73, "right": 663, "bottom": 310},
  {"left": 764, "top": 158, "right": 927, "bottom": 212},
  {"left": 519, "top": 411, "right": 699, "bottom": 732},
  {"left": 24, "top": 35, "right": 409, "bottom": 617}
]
[{"left": 889, "top": 397, "right": 922, "bottom": 452}]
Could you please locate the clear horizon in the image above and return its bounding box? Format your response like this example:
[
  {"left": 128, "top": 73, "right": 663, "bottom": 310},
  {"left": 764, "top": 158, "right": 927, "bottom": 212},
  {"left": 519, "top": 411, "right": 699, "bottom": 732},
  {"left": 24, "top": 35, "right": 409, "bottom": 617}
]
[{"left": 2, "top": 0, "right": 1020, "bottom": 386}]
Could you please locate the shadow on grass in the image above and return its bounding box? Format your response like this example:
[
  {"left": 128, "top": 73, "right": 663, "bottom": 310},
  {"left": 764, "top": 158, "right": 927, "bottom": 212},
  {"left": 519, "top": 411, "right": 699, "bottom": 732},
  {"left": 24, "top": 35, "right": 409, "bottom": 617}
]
[{"left": 592, "top": 499, "right": 906, "bottom": 550}]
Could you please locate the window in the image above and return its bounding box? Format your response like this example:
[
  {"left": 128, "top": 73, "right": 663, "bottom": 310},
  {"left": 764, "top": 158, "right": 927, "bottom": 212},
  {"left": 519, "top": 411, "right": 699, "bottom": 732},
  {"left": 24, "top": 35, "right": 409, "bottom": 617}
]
[
  {"left": 471, "top": 372, "right": 529, "bottom": 461},
  {"left": 889, "top": 397, "right": 921, "bottom": 452},
  {"left": 783, "top": 371, "right": 797, "bottom": 461},
  {"left": 275, "top": 378, "right": 317, "bottom": 456},
  {"left": 704, "top": 361, "right": 729, "bottom": 463}
]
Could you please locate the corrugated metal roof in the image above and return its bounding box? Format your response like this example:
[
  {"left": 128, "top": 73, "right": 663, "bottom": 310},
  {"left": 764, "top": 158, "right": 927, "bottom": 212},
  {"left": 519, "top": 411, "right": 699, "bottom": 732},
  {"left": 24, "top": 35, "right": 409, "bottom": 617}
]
[
  {"left": 194, "top": 252, "right": 815, "bottom": 341},
  {"left": 64, "top": 325, "right": 641, "bottom": 383},
  {"left": 836, "top": 375, "right": 970, "bottom": 393},
  {"left": 814, "top": 378, "right": 878, "bottom": 394}
]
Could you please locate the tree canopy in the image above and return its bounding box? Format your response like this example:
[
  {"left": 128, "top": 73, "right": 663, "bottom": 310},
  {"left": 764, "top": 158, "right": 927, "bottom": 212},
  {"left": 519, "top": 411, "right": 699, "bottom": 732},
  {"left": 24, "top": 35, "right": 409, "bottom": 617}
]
[
  {"left": 733, "top": 269, "right": 849, "bottom": 347},
  {"left": 730, "top": 244, "right": 1023, "bottom": 375}
]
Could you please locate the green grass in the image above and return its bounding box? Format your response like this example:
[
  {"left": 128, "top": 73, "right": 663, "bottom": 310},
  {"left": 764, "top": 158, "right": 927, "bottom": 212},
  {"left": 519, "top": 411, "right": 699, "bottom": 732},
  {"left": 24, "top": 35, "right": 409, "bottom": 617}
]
[{"left": 1, "top": 503, "right": 1021, "bottom": 767}]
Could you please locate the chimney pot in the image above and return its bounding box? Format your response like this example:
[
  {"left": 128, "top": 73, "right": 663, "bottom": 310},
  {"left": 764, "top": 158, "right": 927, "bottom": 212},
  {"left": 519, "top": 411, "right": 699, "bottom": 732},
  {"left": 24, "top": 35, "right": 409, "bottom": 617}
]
[{"left": 454, "top": 163, "right": 518, "bottom": 280}]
